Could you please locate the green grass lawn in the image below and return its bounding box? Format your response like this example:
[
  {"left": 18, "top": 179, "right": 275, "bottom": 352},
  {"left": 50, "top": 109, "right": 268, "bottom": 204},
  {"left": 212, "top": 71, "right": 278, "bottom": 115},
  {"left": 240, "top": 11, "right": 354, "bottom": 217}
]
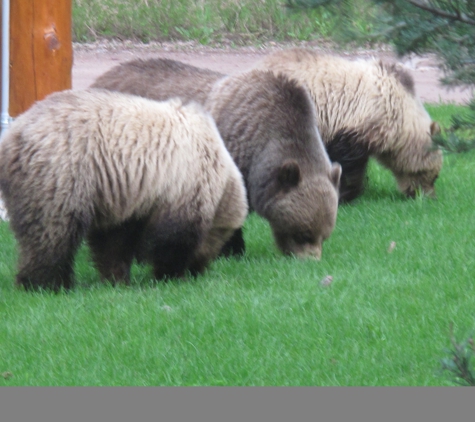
[{"left": 1, "top": 104, "right": 474, "bottom": 386}]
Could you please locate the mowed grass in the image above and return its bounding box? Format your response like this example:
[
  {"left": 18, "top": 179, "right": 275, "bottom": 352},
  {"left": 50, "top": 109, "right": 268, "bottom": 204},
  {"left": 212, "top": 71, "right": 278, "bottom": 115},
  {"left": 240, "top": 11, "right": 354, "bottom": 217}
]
[{"left": 1, "top": 104, "right": 474, "bottom": 386}]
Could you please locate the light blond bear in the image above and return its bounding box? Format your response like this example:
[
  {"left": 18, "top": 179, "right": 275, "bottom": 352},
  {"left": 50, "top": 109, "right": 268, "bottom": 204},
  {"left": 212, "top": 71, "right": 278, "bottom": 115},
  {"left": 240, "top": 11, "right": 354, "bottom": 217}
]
[
  {"left": 255, "top": 48, "right": 442, "bottom": 201},
  {"left": 0, "top": 89, "right": 248, "bottom": 291}
]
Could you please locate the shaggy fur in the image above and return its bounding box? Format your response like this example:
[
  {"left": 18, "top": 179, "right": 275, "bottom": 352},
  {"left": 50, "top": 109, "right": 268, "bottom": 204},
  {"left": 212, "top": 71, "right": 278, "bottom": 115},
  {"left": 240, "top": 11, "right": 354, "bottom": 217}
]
[
  {"left": 0, "top": 89, "right": 248, "bottom": 291},
  {"left": 92, "top": 60, "right": 341, "bottom": 259},
  {"left": 92, "top": 58, "right": 224, "bottom": 104},
  {"left": 254, "top": 48, "right": 443, "bottom": 201},
  {"left": 206, "top": 70, "right": 341, "bottom": 259}
]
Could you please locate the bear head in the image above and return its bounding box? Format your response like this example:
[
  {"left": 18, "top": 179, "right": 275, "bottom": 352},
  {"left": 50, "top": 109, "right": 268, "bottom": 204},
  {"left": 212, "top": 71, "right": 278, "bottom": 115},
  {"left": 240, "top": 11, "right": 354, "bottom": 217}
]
[
  {"left": 380, "top": 119, "right": 443, "bottom": 198},
  {"left": 255, "top": 159, "right": 342, "bottom": 260}
]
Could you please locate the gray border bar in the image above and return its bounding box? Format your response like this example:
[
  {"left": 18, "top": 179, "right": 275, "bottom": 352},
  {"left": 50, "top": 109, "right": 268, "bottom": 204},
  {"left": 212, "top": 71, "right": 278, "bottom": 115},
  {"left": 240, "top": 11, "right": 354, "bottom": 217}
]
[{"left": 1, "top": 387, "right": 473, "bottom": 422}]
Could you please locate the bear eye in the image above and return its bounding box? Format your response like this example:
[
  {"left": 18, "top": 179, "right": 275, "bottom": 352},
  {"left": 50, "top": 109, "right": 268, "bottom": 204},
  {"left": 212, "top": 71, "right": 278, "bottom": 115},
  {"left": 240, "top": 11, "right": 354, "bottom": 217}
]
[{"left": 293, "top": 232, "right": 314, "bottom": 245}]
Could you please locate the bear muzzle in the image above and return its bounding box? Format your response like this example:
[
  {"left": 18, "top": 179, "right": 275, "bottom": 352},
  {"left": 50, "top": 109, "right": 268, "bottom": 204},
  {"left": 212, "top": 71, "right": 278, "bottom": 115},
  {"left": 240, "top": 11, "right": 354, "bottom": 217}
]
[{"left": 279, "top": 240, "right": 323, "bottom": 260}]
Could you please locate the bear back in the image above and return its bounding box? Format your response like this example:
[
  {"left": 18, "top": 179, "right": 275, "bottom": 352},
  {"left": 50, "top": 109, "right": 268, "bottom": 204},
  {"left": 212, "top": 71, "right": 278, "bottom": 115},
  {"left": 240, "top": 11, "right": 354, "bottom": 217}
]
[
  {"left": 0, "top": 89, "right": 244, "bottom": 227},
  {"left": 206, "top": 69, "right": 333, "bottom": 187},
  {"left": 91, "top": 58, "right": 225, "bottom": 105}
]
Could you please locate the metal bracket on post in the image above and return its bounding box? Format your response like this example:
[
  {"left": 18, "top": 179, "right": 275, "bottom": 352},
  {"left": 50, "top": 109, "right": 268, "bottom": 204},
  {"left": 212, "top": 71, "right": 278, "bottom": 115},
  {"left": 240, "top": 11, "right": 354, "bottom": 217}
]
[{"left": 1, "top": 0, "right": 11, "bottom": 138}]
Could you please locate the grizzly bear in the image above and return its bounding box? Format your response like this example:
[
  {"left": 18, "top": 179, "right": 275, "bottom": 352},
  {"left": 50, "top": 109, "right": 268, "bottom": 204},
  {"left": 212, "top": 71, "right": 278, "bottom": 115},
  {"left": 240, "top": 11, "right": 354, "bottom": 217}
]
[
  {"left": 0, "top": 89, "right": 248, "bottom": 291},
  {"left": 206, "top": 71, "right": 341, "bottom": 259},
  {"left": 254, "top": 48, "right": 443, "bottom": 202},
  {"left": 93, "top": 61, "right": 341, "bottom": 260}
]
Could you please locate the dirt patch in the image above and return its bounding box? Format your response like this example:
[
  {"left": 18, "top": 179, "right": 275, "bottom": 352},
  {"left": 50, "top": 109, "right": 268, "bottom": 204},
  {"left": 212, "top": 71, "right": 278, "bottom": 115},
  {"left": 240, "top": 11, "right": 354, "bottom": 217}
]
[{"left": 73, "top": 40, "right": 473, "bottom": 104}]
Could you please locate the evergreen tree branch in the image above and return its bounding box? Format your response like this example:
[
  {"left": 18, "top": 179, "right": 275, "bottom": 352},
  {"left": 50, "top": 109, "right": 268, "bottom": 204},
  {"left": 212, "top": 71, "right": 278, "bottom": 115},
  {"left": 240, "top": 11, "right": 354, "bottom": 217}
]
[
  {"left": 440, "top": 322, "right": 475, "bottom": 386},
  {"left": 406, "top": 0, "right": 475, "bottom": 25}
]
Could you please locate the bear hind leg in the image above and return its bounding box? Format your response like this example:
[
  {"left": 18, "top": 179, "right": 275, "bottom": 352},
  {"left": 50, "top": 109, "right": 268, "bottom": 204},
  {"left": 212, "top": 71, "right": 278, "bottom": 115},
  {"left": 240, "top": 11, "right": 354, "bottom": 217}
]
[
  {"left": 15, "top": 219, "right": 87, "bottom": 292},
  {"left": 16, "top": 252, "right": 76, "bottom": 292}
]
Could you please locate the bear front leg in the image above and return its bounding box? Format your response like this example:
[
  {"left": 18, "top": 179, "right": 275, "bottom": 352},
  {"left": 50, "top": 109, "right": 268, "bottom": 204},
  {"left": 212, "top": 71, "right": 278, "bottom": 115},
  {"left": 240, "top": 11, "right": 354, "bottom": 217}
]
[
  {"left": 326, "top": 129, "right": 370, "bottom": 204},
  {"left": 139, "top": 217, "right": 205, "bottom": 281},
  {"left": 87, "top": 219, "right": 146, "bottom": 285},
  {"left": 338, "top": 166, "right": 369, "bottom": 203},
  {"left": 219, "top": 227, "right": 246, "bottom": 257}
]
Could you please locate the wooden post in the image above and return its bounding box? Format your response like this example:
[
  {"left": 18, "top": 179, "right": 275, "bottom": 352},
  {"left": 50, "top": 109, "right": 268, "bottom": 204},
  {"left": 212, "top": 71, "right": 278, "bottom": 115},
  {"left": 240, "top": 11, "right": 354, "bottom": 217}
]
[
  {"left": 1, "top": 2, "right": 3, "bottom": 106},
  {"left": 8, "top": 0, "right": 72, "bottom": 117}
]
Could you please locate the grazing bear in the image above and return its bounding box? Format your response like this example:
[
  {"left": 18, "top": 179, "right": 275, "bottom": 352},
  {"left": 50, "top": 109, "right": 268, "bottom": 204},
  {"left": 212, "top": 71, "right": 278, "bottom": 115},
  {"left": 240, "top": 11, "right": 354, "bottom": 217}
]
[
  {"left": 206, "top": 71, "right": 341, "bottom": 259},
  {"left": 93, "top": 61, "right": 341, "bottom": 260},
  {"left": 254, "top": 48, "right": 443, "bottom": 202},
  {"left": 0, "top": 89, "right": 248, "bottom": 291}
]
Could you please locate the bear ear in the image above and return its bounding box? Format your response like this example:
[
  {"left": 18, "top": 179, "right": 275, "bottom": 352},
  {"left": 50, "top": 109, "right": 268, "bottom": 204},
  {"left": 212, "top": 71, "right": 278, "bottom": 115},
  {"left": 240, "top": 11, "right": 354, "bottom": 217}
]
[
  {"left": 278, "top": 160, "right": 301, "bottom": 188},
  {"left": 330, "top": 162, "right": 342, "bottom": 188},
  {"left": 430, "top": 121, "right": 441, "bottom": 136}
]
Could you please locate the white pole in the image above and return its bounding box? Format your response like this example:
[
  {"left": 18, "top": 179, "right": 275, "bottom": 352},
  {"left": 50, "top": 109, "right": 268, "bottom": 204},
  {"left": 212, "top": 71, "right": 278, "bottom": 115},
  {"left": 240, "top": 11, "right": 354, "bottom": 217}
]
[{"left": 1, "top": 0, "right": 11, "bottom": 138}]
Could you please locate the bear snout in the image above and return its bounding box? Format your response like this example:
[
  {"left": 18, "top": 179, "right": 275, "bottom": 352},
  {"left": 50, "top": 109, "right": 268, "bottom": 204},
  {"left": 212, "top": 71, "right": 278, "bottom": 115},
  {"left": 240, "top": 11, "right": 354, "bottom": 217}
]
[
  {"left": 274, "top": 231, "right": 323, "bottom": 260},
  {"left": 295, "top": 244, "right": 322, "bottom": 261}
]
